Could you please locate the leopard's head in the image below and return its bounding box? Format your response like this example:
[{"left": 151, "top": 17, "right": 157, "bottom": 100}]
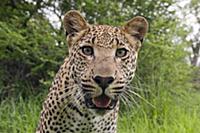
[{"left": 63, "top": 10, "right": 148, "bottom": 111}]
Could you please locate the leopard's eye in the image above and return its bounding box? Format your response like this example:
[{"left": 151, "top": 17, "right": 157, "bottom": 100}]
[
  {"left": 116, "top": 48, "right": 128, "bottom": 58},
  {"left": 81, "top": 46, "right": 94, "bottom": 56}
]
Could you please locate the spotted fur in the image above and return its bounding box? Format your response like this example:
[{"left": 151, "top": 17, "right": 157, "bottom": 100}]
[{"left": 37, "top": 10, "right": 148, "bottom": 133}]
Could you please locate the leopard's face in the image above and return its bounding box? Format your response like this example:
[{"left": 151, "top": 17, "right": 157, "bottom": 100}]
[{"left": 64, "top": 10, "right": 148, "bottom": 111}]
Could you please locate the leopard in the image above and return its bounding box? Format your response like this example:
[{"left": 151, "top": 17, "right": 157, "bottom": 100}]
[{"left": 36, "top": 10, "right": 148, "bottom": 133}]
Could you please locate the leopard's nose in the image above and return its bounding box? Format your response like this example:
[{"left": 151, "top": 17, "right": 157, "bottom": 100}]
[{"left": 93, "top": 76, "right": 114, "bottom": 91}]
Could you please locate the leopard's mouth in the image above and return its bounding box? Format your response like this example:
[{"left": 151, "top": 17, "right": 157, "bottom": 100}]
[{"left": 84, "top": 94, "right": 118, "bottom": 110}]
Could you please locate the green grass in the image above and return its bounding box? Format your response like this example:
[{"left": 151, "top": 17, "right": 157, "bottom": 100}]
[
  {"left": 0, "top": 89, "right": 200, "bottom": 133},
  {"left": 118, "top": 90, "right": 200, "bottom": 133},
  {"left": 0, "top": 97, "right": 42, "bottom": 133}
]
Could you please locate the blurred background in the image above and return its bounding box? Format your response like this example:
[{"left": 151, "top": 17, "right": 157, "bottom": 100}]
[{"left": 0, "top": 0, "right": 200, "bottom": 132}]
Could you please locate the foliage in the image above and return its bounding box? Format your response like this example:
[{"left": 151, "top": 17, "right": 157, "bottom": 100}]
[
  {"left": 0, "top": 0, "right": 191, "bottom": 97},
  {"left": 0, "top": 0, "right": 66, "bottom": 99}
]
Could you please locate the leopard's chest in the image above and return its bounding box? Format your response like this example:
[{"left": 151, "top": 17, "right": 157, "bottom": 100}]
[{"left": 42, "top": 102, "right": 118, "bottom": 133}]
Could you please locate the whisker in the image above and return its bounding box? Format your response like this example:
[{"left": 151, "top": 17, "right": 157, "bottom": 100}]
[
  {"left": 127, "top": 85, "right": 149, "bottom": 92},
  {"left": 125, "top": 86, "right": 155, "bottom": 108},
  {"left": 119, "top": 95, "right": 128, "bottom": 106},
  {"left": 123, "top": 90, "right": 139, "bottom": 107},
  {"left": 120, "top": 94, "right": 133, "bottom": 109}
]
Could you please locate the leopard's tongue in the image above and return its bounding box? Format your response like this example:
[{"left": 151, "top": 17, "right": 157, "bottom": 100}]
[{"left": 93, "top": 95, "right": 111, "bottom": 108}]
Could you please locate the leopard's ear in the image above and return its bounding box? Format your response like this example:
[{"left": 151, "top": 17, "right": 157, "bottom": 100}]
[
  {"left": 63, "top": 10, "right": 89, "bottom": 36},
  {"left": 123, "top": 16, "right": 148, "bottom": 42}
]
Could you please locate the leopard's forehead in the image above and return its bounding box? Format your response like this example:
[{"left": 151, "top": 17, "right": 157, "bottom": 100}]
[{"left": 81, "top": 25, "right": 128, "bottom": 48}]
